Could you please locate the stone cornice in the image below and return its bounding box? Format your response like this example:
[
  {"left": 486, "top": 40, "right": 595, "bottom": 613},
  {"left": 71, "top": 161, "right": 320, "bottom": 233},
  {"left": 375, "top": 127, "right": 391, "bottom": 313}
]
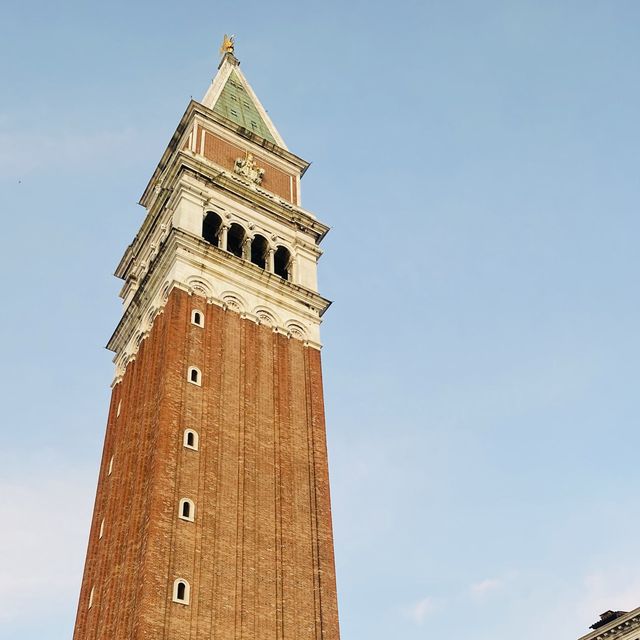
[
  {"left": 578, "top": 609, "right": 640, "bottom": 640},
  {"left": 107, "top": 228, "right": 330, "bottom": 356}
]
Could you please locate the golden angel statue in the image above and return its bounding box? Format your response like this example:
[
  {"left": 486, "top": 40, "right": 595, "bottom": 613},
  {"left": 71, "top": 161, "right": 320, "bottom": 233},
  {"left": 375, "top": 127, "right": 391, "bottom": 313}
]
[{"left": 220, "top": 34, "right": 235, "bottom": 55}]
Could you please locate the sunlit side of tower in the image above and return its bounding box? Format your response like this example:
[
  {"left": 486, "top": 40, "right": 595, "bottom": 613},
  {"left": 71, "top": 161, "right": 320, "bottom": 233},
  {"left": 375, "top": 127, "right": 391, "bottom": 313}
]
[{"left": 72, "top": 41, "right": 340, "bottom": 640}]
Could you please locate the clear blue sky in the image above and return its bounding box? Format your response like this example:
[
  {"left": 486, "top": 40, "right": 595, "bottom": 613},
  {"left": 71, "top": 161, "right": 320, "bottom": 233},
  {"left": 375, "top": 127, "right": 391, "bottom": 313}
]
[{"left": 1, "top": 1, "right": 640, "bottom": 638}]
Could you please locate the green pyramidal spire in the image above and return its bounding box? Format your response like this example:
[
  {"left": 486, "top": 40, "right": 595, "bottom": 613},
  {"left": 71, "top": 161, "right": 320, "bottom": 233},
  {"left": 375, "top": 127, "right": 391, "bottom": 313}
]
[{"left": 212, "top": 70, "right": 276, "bottom": 143}]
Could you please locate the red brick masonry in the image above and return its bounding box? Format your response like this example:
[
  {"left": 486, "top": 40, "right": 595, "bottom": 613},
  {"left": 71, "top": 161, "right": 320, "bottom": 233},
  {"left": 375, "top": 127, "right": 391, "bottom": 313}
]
[
  {"left": 73, "top": 288, "right": 340, "bottom": 640},
  {"left": 196, "top": 125, "right": 298, "bottom": 204}
]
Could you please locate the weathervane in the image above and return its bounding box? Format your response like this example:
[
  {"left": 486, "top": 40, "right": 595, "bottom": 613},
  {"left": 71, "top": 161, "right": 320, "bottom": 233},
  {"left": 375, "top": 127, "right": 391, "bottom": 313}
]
[{"left": 220, "top": 33, "right": 235, "bottom": 55}]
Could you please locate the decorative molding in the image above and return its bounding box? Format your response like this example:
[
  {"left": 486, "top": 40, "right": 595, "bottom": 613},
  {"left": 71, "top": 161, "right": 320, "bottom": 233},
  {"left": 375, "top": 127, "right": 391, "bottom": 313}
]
[
  {"left": 185, "top": 276, "right": 216, "bottom": 299},
  {"left": 221, "top": 291, "right": 245, "bottom": 313},
  {"left": 285, "top": 321, "right": 307, "bottom": 341},
  {"left": 110, "top": 277, "right": 320, "bottom": 385},
  {"left": 255, "top": 307, "right": 279, "bottom": 327}
]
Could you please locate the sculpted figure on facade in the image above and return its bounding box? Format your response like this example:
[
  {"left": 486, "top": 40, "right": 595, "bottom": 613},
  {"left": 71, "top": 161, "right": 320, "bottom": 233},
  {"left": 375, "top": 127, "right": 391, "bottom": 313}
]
[{"left": 234, "top": 153, "right": 265, "bottom": 185}]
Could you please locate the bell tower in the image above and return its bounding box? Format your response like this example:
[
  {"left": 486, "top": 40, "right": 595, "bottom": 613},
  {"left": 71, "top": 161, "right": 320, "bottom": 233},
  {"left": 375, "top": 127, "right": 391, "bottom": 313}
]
[{"left": 72, "top": 39, "right": 340, "bottom": 640}]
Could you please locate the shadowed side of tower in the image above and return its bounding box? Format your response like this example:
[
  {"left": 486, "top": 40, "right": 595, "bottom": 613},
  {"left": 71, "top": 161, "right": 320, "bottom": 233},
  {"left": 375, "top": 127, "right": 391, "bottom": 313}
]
[{"left": 72, "top": 46, "right": 340, "bottom": 640}]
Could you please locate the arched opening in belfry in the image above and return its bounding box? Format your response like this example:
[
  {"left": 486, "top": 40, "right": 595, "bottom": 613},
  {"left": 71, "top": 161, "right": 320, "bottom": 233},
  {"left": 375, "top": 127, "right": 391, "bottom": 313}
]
[
  {"left": 227, "top": 223, "right": 245, "bottom": 258},
  {"left": 202, "top": 212, "right": 222, "bottom": 246},
  {"left": 274, "top": 246, "right": 291, "bottom": 280},
  {"left": 250, "top": 234, "right": 268, "bottom": 269}
]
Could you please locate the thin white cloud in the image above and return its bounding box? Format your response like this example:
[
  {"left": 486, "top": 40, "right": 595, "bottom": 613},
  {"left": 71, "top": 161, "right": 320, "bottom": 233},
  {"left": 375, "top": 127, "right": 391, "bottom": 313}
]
[
  {"left": 406, "top": 595, "right": 440, "bottom": 624},
  {"left": 470, "top": 577, "right": 504, "bottom": 599}
]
